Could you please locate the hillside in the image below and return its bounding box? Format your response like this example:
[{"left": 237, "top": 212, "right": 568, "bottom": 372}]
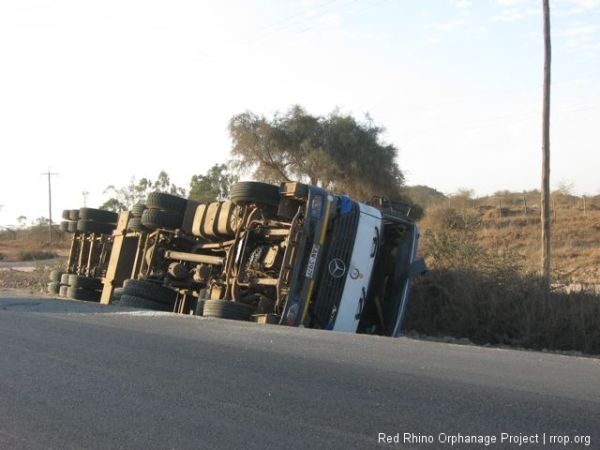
[{"left": 408, "top": 187, "right": 600, "bottom": 284}]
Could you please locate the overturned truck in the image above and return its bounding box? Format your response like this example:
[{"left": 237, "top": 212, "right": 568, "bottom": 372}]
[{"left": 77, "top": 181, "right": 425, "bottom": 337}]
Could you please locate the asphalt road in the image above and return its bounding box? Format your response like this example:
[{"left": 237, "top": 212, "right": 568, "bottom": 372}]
[{"left": 0, "top": 293, "right": 598, "bottom": 450}]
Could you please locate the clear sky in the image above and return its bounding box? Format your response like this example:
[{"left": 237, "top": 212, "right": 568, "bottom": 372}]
[{"left": 1, "top": 0, "right": 598, "bottom": 227}]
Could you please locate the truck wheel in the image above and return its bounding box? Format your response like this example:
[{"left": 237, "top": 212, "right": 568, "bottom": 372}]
[
  {"left": 77, "top": 219, "right": 116, "bottom": 235},
  {"left": 59, "top": 221, "right": 69, "bottom": 232},
  {"left": 78, "top": 207, "right": 118, "bottom": 224},
  {"left": 68, "top": 209, "right": 80, "bottom": 221},
  {"left": 67, "top": 220, "right": 78, "bottom": 233},
  {"left": 230, "top": 182, "right": 280, "bottom": 207},
  {"left": 61, "top": 209, "right": 71, "bottom": 220},
  {"left": 68, "top": 274, "right": 103, "bottom": 291},
  {"left": 127, "top": 217, "right": 151, "bottom": 233},
  {"left": 66, "top": 286, "right": 101, "bottom": 302},
  {"left": 202, "top": 299, "right": 255, "bottom": 321},
  {"left": 119, "top": 294, "right": 171, "bottom": 312},
  {"left": 122, "top": 279, "right": 177, "bottom": 306},
  {"left": 130, "top": 202, "right": 147, "bottom": 217},
  {"left": 59, "top": 285, "right": 68, "bottom": 297},
  {"left": 146, "top": 192, "right": 188, "bottom": 214},
  {"left": 141, "top": 209, "right": 183, "bottom": 230},
  {"left": 49, "top": 270, "right": 64, "bottom": 282},
  {"left": 47, "top": 281, "right": 60, "bottom": 295},
  {"left": 60, "top": 273, "right": 71, "bottom": 285},
  {"left": 112, "top": 287, "right": 124, "bottom": 303}
]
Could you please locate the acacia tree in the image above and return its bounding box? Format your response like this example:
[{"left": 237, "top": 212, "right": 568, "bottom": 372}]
[{"left": 228, "top": 105, "right": 404, "bottom": 201}]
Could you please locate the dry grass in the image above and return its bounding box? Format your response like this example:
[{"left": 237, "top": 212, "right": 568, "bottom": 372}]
[
  {"left": 0, "top": 228, "right": 70, "bottom": 263},
  {"left": 418, "top": 205, "right": 600, "bottom": 283}
]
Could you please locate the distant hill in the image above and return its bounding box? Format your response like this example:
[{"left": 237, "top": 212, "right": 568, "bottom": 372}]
[{"left": 404, "top": 185, "right": 600, "bottom": 213}]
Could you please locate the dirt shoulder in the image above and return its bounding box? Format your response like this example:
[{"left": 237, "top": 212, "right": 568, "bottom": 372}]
[{"left": 0, "top": 262, "right": 60, "bottom": 295}]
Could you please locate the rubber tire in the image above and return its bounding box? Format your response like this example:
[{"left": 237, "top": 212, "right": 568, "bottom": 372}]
[
  {"left": 122, "top": 279, "right": 177, "bottom": 305},
  {"left": 67, "top": 220, "right": 78, "bottom": 233},
  {"left": 68, "top": 274, "right": 103, "bottom": 291},
  {"left": 119, "top": 294, "right": 171, "bottom": 312},
  {"left": 49, "top": 270, "right": 64, "bottom": 282},
  {"left": 78, "top": 208, "right": 118, "bottom": 224},
  {"left": 202, "top": 299, "right": 255, "bottom": 321},
  {"left": 230, "top": 182, "right": 280, "bottom": 207},
  {"left": 66, "top": 286, "right": 101, "bottom": 302},
  {"left": 47, "top": 281, "right": 60, "bottom": 295},
  {"left": 141, "top": 209, "right": 183, "bottom": 230},
  {"left": 59, "top": 285, "right": 68, "bottom": 297},
  {"left": 68, "top": 209, "right": 80, "bottom": 221},
  {"left": 146, "top": 192, "right": 188, "bottom": 214},
  {"left": 127, "top": 217, "right": 151, "bottom": 233},
  {"left": 77, "top": 219, "right": 116, "bottom": 235},
  {"left": 112, "top": 287, "right": 124, "bottom": 302},
  {"left": 60, "top": 273, "right": 71, "bottom": 285},
  {"left": 131, "top": 203, "right": 147, "bottom": 217},
  {"left": 61, "top": 210, "right": 71, "bottom": 220},
  {"left": 59, "top": 221, "right": 69, "bottom": 232}
]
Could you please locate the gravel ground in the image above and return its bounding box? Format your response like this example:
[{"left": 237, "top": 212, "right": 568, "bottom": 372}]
[{"left": 0, "top": 267, "right": 53, "bottom": 294}]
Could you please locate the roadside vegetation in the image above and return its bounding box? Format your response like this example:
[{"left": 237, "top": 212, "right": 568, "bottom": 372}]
[
  {"left": 405, "top": 194, "right": 600, "bottom": 356},
  {"left": 0, "top": 221, "right": 69, "bottom": 262}
]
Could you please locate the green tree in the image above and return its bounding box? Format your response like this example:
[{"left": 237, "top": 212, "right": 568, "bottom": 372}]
[
  {"left": 228, "top": 105, "right": 405, "bottom": 201},
  {"left": 100, "top": 171, "right": 186, "bottom": 212},
  {"left": 188, "top": 164, "right": 238, "bottom": 203}
]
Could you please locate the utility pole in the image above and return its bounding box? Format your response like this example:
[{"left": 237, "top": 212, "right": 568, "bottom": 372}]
[
  {"left": 41, "top": 169, "right": 59, "bottom": 242},
  {"left": 541, "top": 0, "right": 552, "bottom": 296}
]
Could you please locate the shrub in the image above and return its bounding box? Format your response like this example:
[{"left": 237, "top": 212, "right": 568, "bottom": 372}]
[
  {"left": 15, "top": 249, "right": 58, "bottom": 262},
  {"left": 406, "top": 270, "right": 600, "bottom": 355}
]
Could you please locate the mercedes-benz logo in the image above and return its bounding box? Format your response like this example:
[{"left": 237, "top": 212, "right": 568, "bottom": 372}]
[{"left": 328, "top": 258, "right": 346, "bottom": 278}]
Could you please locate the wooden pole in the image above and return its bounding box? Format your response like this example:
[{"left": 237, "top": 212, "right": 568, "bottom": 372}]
[{"left": 541, "top": 0, "right": 552, "bottom": 294}]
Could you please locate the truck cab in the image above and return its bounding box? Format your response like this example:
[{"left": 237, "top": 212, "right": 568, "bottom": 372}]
[{"left": 278, "top": 181, "right": 425, "bottom": 336}]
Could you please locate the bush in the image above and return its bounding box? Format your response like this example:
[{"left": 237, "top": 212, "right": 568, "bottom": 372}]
[
  {"left": 15, "top": 249, "right": 58, "bottom": 261},
  {"left": 406, "top": 270, "right": 600, "bottom": 355}
]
